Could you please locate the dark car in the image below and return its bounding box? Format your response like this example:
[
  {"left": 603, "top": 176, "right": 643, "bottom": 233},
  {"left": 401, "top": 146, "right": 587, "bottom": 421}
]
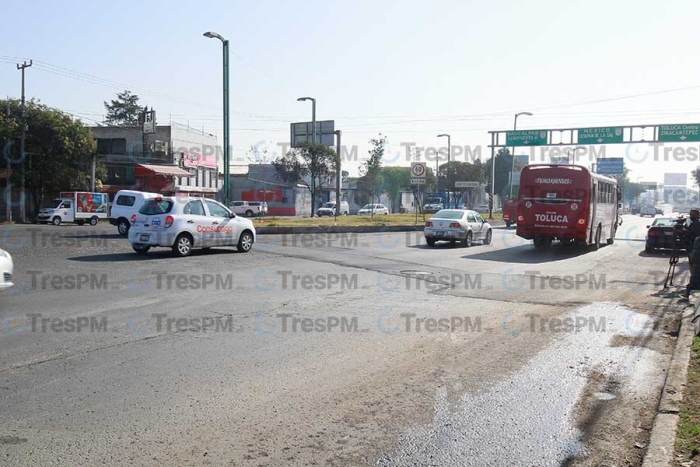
[{"left": 645, "top": 217, "right": 687, "bottom": 253}]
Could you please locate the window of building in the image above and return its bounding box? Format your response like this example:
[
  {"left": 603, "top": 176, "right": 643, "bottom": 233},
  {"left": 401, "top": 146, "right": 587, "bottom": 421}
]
[{"left": 96, "top": 138, "right": 127, "bottom": 155}]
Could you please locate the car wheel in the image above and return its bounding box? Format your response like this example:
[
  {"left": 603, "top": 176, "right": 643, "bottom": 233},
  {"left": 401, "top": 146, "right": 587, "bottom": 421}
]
[
  {"left": 118, "top": 219, "right": 130, "bottom": 236},
  {"left": 464, "top": 231, "right": 473, "bottom": 247},
  {"left": 132, "top": 243, "right": 150, "bottom": 255},
  {"left": 483, "top": 229, "right": 492, "bottom": 245},
  {"left": 245, "top": 210, "right": 254, "bottom": 217},
  {"left": 172, "top": 233, "right": 194, "bottom": 257},
  {"left": 237, "top": 230, "right": 254, "bottom": 253},
  {"left": 89, "top": 216, "right": 98, "bottom": 226},
  {"left": 52, "top": 216, "right": 61, "bottom": 226},
  {"left": 426, "top": 237, "right": 436, "bottom": 247}
]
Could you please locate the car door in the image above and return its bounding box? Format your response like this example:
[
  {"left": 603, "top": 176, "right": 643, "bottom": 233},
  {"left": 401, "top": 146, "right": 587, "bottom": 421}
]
[
  {"left": 181, "top": 200, "right": 208, "bottom": 246},
  {"left": 204, "top": 200, "right": 236, "bottom": 247},
  {"left": 467, "top": 211, "right": 482, "bottom": 239}
]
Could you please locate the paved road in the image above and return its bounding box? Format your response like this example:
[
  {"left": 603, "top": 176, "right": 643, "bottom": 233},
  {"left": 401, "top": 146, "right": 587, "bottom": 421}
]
[{"left": 0, "top": 215, "right": 685, "bottom": 466}]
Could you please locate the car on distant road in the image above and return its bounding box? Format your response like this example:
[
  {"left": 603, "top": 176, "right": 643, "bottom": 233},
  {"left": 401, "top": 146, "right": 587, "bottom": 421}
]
[
  {"left": 655, "top": 207, "right": 664, "bottom": 215},
  {"left": 248, "top": 202, "right": 268, "bottom": 215},
  {"left": 229, "top": 201, "right": 263, "bottom": 217},
  {"left": 129, "top": 196, "right": 256, "bottom": 257},
  {"left": 475, "top": 204, "right": 490, "bottom": 214},
  {"left": 424, "top": 209, "right": 492, "bottom": 247},
  {"left": 357, "top": 204, "right": 389, "bottom": 215},
  {"left": 640, "top": 206, "right": 656, "bottom": 217},
  {"left": 0, "top": 248, "right": 14, "bottom": 291},
  {"left": 645, "top": 217, "right": 687, "bottom": 253},
  {"left": 317, "top": 201, "right": 349, "bottom": 217}
]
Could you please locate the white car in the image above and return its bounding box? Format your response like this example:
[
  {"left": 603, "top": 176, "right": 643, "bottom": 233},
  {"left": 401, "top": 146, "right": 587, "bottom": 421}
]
[
  {"left": 424, "top": 209, "right": 492, "bottom": 247},
  {"left": 110, "top": 190, "right": 162, "bottom": 237},
  {"left": 0, "top": 248, "right": 13, "bottom": 291},
  {"left": 640, "top": 206, "right": 656, "bottom": 217},
  {"left": 357, "top": 204, "right": 389, "bottom": 215},
  {"left": 128, "top": 196, "right": 256, "bottom": 257},
  {"left": 317, "top": 201, "right": 350, "bottom": 217}
]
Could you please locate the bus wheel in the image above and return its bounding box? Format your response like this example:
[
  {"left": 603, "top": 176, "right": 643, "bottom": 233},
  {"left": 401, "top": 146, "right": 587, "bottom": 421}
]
[{"left": 591, "top": 225, "right": 602, "bottom": 251}]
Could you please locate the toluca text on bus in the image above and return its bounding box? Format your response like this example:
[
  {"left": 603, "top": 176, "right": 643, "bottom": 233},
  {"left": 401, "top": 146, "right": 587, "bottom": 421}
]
[{"left": 515, "top": 164, "right": 621, "bottom": 249}]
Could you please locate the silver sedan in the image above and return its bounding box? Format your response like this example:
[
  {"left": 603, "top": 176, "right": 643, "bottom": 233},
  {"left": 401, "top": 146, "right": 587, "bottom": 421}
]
[{"left": 424, "top": 209, "right": 492, "bottom": 247}]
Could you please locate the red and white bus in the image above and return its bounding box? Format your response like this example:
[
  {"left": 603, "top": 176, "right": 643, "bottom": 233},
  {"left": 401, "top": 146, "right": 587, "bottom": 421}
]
[{"left": 516, "top": 164, "right": 621, "bottom": 249}]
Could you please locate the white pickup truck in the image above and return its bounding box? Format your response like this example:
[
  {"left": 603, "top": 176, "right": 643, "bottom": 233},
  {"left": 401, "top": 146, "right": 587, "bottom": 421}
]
[{"left": 229, "top": 201, "right": 265, "bottom": 217}]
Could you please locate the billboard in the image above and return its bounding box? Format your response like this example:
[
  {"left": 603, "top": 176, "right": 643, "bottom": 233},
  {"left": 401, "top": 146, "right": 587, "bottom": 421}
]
[
  {"left": 291, "top": 121, "right": 335, "bottom": 147},
  {"left": 181, "top": 149, "right": 217, "bottom": 169},
  {"left": 596, "top": 157, "right": 624, "bottom": 175},
  {"left": 664, "top": 173, "right": 687, "bottom": 186}
]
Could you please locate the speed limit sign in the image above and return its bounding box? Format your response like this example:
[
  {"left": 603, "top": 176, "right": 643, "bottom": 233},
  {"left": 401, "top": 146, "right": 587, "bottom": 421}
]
[{"left": 411, "top": 162, "right": 427, "bottom": 178}]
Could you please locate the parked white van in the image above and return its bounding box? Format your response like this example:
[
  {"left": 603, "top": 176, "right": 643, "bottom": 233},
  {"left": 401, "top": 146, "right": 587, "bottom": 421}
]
[{"left": 110, "top": 190, "right": 162, "bottom": 236}]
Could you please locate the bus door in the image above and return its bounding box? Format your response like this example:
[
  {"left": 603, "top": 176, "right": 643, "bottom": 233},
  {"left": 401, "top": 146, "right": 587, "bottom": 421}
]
[{"left": 590, "top": 181, "right": 597, "bottom": 242}]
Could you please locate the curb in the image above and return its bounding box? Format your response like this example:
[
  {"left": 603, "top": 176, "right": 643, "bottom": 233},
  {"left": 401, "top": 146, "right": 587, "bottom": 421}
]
[
  {"left": 255, "top": 220, "right": 505, "bottom": 235},
  {"left": 642, "top": 297, "right": 697, "bottom": 467}
]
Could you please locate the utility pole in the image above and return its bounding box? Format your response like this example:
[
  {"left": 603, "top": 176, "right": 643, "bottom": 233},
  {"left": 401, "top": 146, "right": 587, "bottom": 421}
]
[
  {"left": 5, "top": 99, "right": 11, "bottom": 223},
  {"left": 17, "top": 60, "right": 32, "bottom": 223}
]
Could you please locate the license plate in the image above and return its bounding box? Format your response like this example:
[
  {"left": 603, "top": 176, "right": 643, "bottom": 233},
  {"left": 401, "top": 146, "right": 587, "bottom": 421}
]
[
  {"left": 435, "top": 231, "right": 444, "bottom": 236},
  {"left": 139, "top": 234, "right": 150, "bottom": 242},
  {"left": 664, "top": 232, "right": 673, "bottom": 236}
]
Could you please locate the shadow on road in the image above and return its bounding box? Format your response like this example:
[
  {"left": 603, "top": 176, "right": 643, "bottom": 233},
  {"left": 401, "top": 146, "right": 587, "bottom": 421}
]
[
  {"left": 463, "top": 243, "right": 593, "bottom": 264},
  {"left": 68, "top": 248, "right": 240, "bottom": 262}
]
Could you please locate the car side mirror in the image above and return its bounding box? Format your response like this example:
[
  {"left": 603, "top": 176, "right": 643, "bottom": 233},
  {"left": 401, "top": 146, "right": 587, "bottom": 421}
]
[
  {"left": 646, "top": 225, "right": 650, "bottom": 228},
  {"left": 229, "top": 212, "right": 236, "bottom": 218}
]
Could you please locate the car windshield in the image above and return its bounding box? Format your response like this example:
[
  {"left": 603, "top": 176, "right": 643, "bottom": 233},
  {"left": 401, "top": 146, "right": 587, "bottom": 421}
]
[
  {"left": 138, "top": 199, "right": 173, "bottom": 215},
  {"left": 426, "top": 198, "right": 442, "bottom": 204},
  {"left": 322, "top": 203, "right": 335, "bottom": 208},
  {"left": 433, "top": 210, "right": 464, "bottom": 220},
  {"left": 361, "top": 204, "right": 373, "bottom": 209}
]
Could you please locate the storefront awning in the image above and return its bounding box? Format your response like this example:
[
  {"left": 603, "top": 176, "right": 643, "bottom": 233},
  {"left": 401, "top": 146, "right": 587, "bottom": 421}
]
[{"left": 135, "top": 164, "right": 194, "bottom": 177}]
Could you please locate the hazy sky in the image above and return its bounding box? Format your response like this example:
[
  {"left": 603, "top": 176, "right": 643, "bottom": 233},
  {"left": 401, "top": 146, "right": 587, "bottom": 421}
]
[{"left": 3, "top": 0, "right": 700, "bottom": 185}]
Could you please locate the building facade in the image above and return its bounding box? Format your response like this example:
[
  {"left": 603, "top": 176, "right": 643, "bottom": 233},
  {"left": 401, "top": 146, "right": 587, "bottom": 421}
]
[{"left": 91, "top": 122, "right": 222, "bottom": 199}]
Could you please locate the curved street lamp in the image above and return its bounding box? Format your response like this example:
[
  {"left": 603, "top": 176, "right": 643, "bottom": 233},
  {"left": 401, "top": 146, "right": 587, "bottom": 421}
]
[
  {"left": 203, "top": 31, "right": 230, "bottom": 204},
  {"left": 297, "top": 97, "right": 316, "bottom": 144}
]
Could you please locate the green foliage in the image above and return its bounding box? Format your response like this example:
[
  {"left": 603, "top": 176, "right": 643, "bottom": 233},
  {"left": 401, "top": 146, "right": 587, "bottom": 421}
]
[
  {"left": 1, "top": 98, "right": 103, "bottom": 213},
  {"left": 358, "top": 135, "right": 387, "bottom": 206},
  {"left": 273, "top": 141, "right": 337, "bottom": 217},
  {"left": 484, "top": 148, "right": 513, "bottom": 198},
  {"left": 104, "top": 90, "right": 145, "bottom": 126}
]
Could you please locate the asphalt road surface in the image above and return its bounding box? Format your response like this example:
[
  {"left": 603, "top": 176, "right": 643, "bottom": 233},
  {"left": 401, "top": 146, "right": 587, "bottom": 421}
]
[{"left": 0, "top": 214, "right": 685, "bottom": 466}]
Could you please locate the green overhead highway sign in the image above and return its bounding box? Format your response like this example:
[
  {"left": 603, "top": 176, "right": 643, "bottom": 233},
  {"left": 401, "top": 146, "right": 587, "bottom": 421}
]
[
  {"left": 506, "top": 130, "right": 548, "bottom": 146},
  {"left": 658, "top": 124, "right": 700, "bottom": 142},
  {"left": 578, "top": 127, "right": 623, "bottom": 144}
]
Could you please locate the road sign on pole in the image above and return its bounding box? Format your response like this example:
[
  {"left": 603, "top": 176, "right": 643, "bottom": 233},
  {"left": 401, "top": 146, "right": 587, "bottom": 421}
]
[
  {"left": 455, "top": 181, "right": 479, "bottom": 188},
  {"left": 291, "top": 120, "right": 335, "bottom": 147},
  {"left": 411, "top": 178, "right": 426, "bottom": 185},
  {"left": 578, "top": 127, "right": 623, "bottom": 144},
  {"left": 410, "top": 162, "right": 427, "bottom": 178},
  {"left": 658, "top": 124, "right": 700, "bottom": 142},
  {"left": 595, "top": 158, "right": 624, "bottom": 175},
  {"left": 506, "top": 130, "right": 547, "bottom": 146}
]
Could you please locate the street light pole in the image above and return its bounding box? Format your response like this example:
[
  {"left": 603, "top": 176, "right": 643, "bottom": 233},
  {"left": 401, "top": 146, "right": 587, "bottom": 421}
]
[
  {"left": 510, "top": 112, "right": 532, "bottom": 199},
  {"left": 437, "top": 134, "right": 450, "bottom": 206},
  {"left": 334, "top": 130, "right": 341, "bottom": 222},
  {"left": 17, "top": 60, "right": 32, "bottom": 223},
  {"left": 203, "top": 31, "right": 231, "bottom": 204},
  {"left": 297, "top": 97, "right": 317, "bottom": 144}
]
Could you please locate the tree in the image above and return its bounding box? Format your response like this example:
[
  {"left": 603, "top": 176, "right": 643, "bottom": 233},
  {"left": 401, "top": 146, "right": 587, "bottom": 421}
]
[
  {"left": 273, "top": 141, "right": 337, "bottom": 217},
  {"left": 692, "top": 168, "right": 700, "bottom": 189},
  {"left": 1, "top": 99, "right": 104, "bottom": 214},
  {"left": 381, "top": 166, "right": 412, "bottom": 212},
  {"left": 104, "top": 90, "right": 145, "bottom": 126},
  {"left": 357, "top": 135, "right": 387, "bottom": 212},
  {"left": 484, "top": 148, "right": 513, "bottom": 199}
]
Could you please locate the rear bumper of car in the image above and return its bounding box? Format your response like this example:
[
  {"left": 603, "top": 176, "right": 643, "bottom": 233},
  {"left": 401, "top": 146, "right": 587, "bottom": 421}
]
[
  {"left": 424, "top": 228, "right": 465, "bottom": 240},
  {"left": 128, "top": 229, "right": 177, "bottom": 248}
]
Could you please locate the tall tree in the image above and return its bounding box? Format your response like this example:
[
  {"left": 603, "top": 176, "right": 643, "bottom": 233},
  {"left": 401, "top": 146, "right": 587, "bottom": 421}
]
[
  {"left": 273, "top": 141, "right": 337, "bottom": 217},
  {"left": 104, "top": 90, "right": 145, "bottom": 126},
  {"left": 381, "top": 166, "right": 411, "bottom": 212},
  {"left": 357, "top": 135, "right": 387, "bottom": 211},
  {"left": 1, "top": 99, "right": 104, "bottom": 213}
]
